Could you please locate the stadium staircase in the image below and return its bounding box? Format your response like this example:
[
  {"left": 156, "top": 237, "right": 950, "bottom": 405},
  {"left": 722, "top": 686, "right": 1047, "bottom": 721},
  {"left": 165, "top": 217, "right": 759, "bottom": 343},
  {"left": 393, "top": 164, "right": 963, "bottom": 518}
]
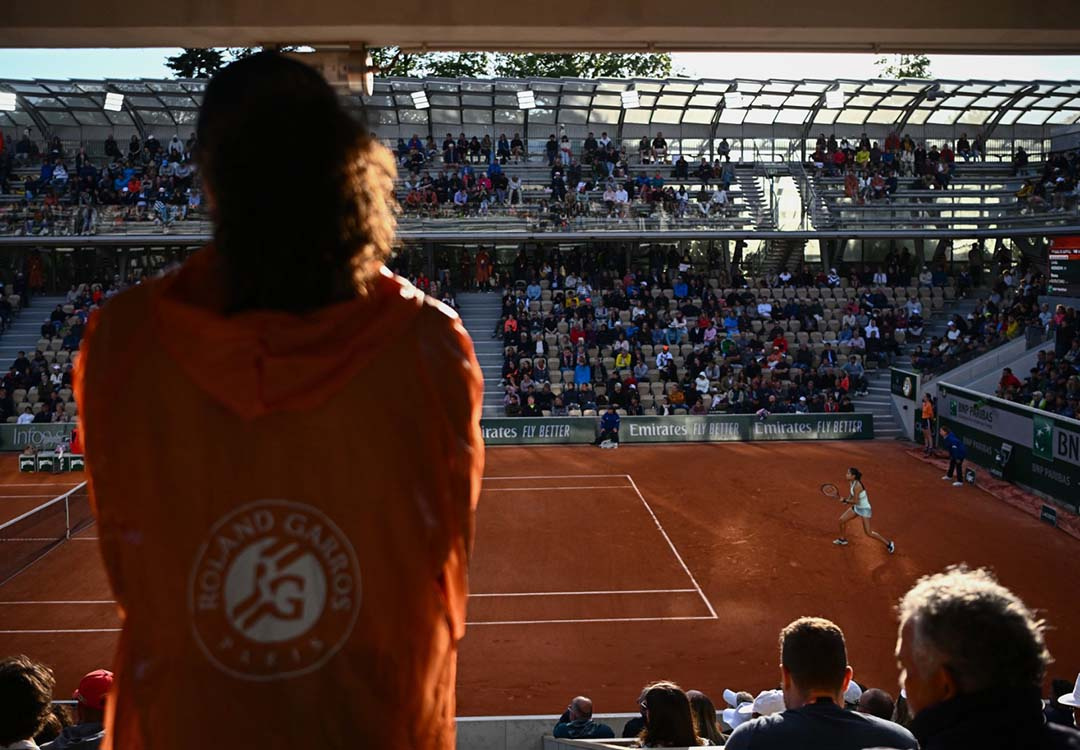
[
  {"left": 0, "top": 294, "right": 66, "bottom": 367},
  {"left": 853, "top": 294, "right": 978, "bottom": 439},
  {"left": 455, "top": 292, "right": 507, "bottom": 418}
]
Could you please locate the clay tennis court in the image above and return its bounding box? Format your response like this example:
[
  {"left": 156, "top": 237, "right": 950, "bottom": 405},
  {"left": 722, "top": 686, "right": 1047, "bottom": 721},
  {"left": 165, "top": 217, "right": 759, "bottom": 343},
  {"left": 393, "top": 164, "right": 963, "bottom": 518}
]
[{"left": 1, "top": 443, "right": 1078, "bottom": 717}]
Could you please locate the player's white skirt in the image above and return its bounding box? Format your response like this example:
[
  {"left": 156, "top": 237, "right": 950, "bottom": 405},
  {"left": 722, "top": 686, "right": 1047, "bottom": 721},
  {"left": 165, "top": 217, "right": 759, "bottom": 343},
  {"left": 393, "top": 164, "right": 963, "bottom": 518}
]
[{"left": 854, "top": 505, "right": 872, "bottom": 518}]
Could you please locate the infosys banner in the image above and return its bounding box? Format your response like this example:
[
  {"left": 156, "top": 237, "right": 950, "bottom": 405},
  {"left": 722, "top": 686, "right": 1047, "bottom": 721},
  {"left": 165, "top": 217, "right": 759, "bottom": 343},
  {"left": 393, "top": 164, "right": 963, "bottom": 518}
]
[
  {"left": 937, "top": 382, "right": 1080, "bottom": 510},
  {"left": 480, "top": 414, "right": 874, "bottom": 446},
  {"left": 0, "top": 423, "right": 74, "bottom": 451}
]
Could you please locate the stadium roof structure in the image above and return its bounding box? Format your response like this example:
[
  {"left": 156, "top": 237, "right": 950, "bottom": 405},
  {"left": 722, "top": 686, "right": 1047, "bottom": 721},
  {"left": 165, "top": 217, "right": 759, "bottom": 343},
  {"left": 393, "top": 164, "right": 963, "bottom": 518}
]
[{"left": 3, "top": 75, "right": 1079, "bottom": 153}]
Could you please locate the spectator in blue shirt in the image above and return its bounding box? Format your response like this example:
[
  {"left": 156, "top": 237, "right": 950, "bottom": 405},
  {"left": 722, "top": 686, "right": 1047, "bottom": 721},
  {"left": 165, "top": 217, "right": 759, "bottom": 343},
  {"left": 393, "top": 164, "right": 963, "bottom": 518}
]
[
  {"left": 526, "top": 281, "right": 541, "bottom": 301},
  {"left": 595, "top": 405, "right": 621, "bottom": 448},
  {"left": 939, "top": 427, "right": 967, "bottom": 487},
  {"left": 574, "top": 355, "right": 592, "bottom": 385},
  {"left": 673, "top": 276, "right": 689, "bottom": 299}
]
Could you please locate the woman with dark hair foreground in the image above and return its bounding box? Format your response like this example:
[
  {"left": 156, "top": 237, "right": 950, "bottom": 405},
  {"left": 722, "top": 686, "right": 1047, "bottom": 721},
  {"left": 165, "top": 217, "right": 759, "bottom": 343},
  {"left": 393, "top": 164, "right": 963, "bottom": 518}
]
[{"left": 75, "top": 52, "right": 483, "bottom": 749}]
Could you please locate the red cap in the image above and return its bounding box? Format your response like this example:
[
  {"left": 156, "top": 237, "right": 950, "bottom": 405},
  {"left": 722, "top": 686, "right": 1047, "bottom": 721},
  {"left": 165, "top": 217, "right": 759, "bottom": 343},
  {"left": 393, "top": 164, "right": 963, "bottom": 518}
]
[{"left": 74, "top": 669, "right": 114, "bottom": 710}]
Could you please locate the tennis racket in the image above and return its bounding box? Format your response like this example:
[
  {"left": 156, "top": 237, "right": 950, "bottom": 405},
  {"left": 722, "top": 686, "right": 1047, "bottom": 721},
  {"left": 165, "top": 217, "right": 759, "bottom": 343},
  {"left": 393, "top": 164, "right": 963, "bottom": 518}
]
[{"left": 820, "top": 483, "right": 846, "bottom": 503}]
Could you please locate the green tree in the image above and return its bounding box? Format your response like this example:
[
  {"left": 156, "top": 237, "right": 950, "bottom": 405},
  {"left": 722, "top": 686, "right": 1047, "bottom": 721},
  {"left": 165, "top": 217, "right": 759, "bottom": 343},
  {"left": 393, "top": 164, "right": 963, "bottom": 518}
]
[
  {"left": 165, "top": 48, "right": 227, "bottom": 79},
  {"left": 874, "top": 54, "right": 932, "bottom": 79},
  {"left": 493, "top": 52, "right": 672, "bottom": 79}
]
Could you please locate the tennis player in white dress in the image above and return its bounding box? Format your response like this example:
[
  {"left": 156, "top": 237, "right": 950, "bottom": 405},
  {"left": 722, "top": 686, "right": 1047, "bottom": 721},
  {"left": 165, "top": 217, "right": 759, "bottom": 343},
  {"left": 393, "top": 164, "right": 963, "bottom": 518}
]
[{"left": 834, "top": 467, "right": 895, "bottom": 553}]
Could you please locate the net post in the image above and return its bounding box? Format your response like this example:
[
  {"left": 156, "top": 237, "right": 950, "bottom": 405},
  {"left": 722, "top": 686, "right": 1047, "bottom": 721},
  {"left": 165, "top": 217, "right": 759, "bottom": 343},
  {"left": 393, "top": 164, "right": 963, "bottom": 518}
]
[{"left": 65, "top": 492, "right": 71, "bottom": 540}]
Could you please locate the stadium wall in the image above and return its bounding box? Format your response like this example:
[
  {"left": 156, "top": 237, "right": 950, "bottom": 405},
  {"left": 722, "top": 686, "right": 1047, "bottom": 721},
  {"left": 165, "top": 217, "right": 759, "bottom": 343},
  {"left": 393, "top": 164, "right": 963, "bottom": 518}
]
[
  {"left": 480, "top": 414, "right": 874, "bottom": 446},
  {"left": 889, "top": 368, "right": 921, "bottom": 442},
  {"left": 936, "top": 382, "right": 1080, "bottom": 516}
]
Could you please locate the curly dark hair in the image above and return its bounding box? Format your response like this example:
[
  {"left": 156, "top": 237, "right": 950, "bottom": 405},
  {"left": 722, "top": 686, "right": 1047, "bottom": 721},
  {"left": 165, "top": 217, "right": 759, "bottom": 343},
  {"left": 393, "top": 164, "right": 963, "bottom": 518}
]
[
  {"left": 196, "top": 51, "right": 397, "bottom": 314},
  {"left": 0, "top": 655, "right": 55, "bottom": 745}
]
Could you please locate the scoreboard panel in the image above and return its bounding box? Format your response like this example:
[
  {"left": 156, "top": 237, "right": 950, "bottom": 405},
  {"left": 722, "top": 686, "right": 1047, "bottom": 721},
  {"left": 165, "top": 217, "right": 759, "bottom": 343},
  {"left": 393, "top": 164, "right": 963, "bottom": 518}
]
[{"left": 1048, "top": 236, "right": 1080, "bottom": 298}]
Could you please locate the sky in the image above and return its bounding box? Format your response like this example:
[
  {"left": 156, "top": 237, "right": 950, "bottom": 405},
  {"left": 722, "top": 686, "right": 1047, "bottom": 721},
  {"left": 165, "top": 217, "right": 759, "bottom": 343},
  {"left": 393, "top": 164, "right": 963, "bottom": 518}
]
[{"left": 0, "top": 48, "right": 1079, "bottom": 81}]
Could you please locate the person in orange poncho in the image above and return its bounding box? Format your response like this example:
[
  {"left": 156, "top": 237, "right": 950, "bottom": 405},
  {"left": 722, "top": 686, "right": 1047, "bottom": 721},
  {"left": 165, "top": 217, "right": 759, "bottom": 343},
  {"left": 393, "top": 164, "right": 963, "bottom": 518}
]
[{"left": 74, "top": 53, "right": 483, "bottom": 750}]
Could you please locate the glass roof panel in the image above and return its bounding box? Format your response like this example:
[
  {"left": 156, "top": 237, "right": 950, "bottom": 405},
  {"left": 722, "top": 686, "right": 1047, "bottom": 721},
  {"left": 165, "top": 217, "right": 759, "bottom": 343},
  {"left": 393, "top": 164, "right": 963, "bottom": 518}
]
[
  {"left": 495, "top": 109, "right": 524, "bottom": 125},
  {"left": 58, "top": 95, "right": 94, "bottom": 108},
  {"left": 529, "top": 108, "right": 555, "bottom": 124},
  {"left": 42, "top": 82, "right": 80, "bottom": 93},
  {"left": 592, "top": 94, "right": 620, "bottom": 108},
  {"left": 754, "top": 94, "right": 786, "bottom": 108},
  {"left": 927, "top": 109, "right": 961, "bottom": 125},
  {"left": 638, "top": 95, "right": 658, "bottom": 109},
  {"left": 159, "top": 95, "right": 196, "bottom": 109},
  {"left": 430, "top": 95, "right": 459, "bottom": 107},
  {"left": 847, "top": 95, "right": 883, "bottom": 108},
  {"left": 1046, "top": 110, "right": 1080, "bottom": 125},
  {"left": 1018, "top": 110, "right": 1051, "bottom": 126},
  {"left": 104, "top": 110, "right": 134, "bottom": 126},
  {"left": 173, "top": 111, "right": 198, "bottom": 125},
  {"left": 557, "top": 108, "right": 587, "bottom": 124},
  {"left": 1014, "top": 95, "right": 1040, "bottom": 109},
  {"left": 463, "top": 110, "right": 492, "bottom": 125},
  {"left": 800, "top": 83, "right": 830, "bottom": 93},
  {"left": 75, "top": 82, "right": 107, "bottom": 93},
  {"left": 1039, "top": 96, "right": 1070, "bottom": 108},
  {"left": 588, "top": 109, "right": 620, "bottom": 125},
  {"left": 762, "top": 82, "right": 796, "bottom": 94},
  {"left": 744, "top": 108, "right": 777, "bottom": 125},
  {"left": 906, "top": 109, "right": 930, "bottom": 125},
  {"left": 375, "top": 110, "right": 397, "bottom": 125},
  {"left": 973, "top": 95, "right": 1008, "bottom": 108},
  {"left": 941, "top": 95, "right": 975, "bottom": 108},
  {"left": 24, "top": 95, "right": 61, "bottom": 108},
  {"left": 493, "top": 94, "right": 518, "bottom": 108},
  {"left": 657, "top": 95, "right": 688, "bottom": 108},
  {"left": 735, "top": 82, "right": 763, "bottom": 93},
  {"left": 663, "top": 82, "right": 696, "bottom": 93},
  {"left": 651, "top": 109, "right": 682, "bottom": 124},
  {"left": 774, "top": 108, "right": 809, "bottom": 125},
  {"left": 399, "top": 110, "right": 429, "bottom": 125},
  {"left": 461, "top": 94, "right": 491, "bottom": 107},
  {"left": 10, "top": 83, "right": 49, "bottom": 94},
  {"left": 72, "top": 110, "right": 111, "bottom": 126},
  {"left": 461, "top": 82, "right": 493, "bottom": 93},
  {"left": 561, "top": 94, "right": 590, "bottom": 107},
  {"left": 624, "top": 109, "right": 650, "bottom": 124},
  {"left": 147, "top": 81, "right": 186, "bottom": 93},
  {"left": 784, "top": 94, "right": 818, "bottom": 108},
  {"left": 140, "top": 111, "right": 175, "bottom": 125},
  {"left": 812, "top": 109, "right": 839, "bottom": 125},
  {"left": 866, "top": 109, "right": 901, "bottom": 125},
  {"left": 718, "top": 108, "right": 746, "bottom": 125},
  {"left": 41, "top": 110, "right": 77, "bottom": 125},
  {"left": 957, "top": 109, "right": 993, "bottom": 126},
  {"left": 836, "top": 109, "right": 868, "bottom": 124},
  {"left": 682, "top": 109, "right": 714, "bottom": 124},
  {"left": 114, "top": 82, "right": 150, "bottom": 93},
  {"left": 365, "top": 95, "right": 394, "bottom": 108},
  {"left": 689, "top": 94, "right": 721, "bottom": 108},
  {"left": 431, "top": 109, "right": 461, "bottom": 125}
]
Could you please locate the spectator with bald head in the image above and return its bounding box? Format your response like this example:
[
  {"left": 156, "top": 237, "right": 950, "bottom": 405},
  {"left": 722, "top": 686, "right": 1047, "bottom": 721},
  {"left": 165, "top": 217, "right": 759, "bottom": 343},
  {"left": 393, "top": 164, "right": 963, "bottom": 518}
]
[{"left": 553, "top": 695, "right": 615, "bottom": 740}]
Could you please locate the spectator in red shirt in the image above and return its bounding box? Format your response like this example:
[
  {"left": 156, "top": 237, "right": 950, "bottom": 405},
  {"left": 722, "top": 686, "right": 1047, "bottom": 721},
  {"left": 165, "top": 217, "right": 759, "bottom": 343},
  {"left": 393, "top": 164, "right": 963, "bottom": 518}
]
[{"left": 999, "top": 367, "right": 1023, "bottom": 393}]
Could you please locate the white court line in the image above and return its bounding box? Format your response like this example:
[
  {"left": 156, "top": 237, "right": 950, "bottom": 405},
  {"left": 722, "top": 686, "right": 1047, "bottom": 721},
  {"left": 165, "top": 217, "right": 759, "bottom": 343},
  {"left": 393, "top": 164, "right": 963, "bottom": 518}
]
[
  {"left": 0, "top": 600, "right": 115, "bottom": 605},
  {"left": 470, "top": 588, "right": 696, "bottom": 598},
  {"left": 0, "top": 484, "right": 82, "bottom": 488},
  {"left": 625, "top": 474, "right": 719, "bottom": 620},
  {"left": 0, "top": 628, "right": 120, "bottom": 634},
  {"left": 1, "top": 538, "right": 98, "bottom": 542},
  {"left": 467, "top": 615, "right": 717, "bottom": 626},
  {"left": 0, "top": 495, "right": 79, "bottom": 499},
  {"left": 483, "top": 474, "right": 629, "bottom": 480},
  {"left": 483, "top": 486, "right": 630, "bottom": 492}
]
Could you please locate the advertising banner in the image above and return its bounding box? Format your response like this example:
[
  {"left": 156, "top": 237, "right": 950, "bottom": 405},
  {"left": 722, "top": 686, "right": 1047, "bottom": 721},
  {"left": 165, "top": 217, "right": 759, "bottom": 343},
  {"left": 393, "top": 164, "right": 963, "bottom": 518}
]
[
  {"left": 937, "top": 382, "right": 1080, "bottom": 510},
  {"left": 479, "top": 414, "right": 874, "bottom": 446},
  {"left": 0, "top": 424, "right": 75, "bottom": 452}
]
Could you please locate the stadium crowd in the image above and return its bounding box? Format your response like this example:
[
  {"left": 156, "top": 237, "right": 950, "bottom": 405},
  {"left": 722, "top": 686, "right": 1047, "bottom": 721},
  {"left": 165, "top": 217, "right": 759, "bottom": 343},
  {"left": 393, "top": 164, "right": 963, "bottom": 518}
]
[
  {"left": 486, "top": 245, "right": 976, "bottom": 417},
  {"left": 548, "top": 567, "right": 1080, "bottom": 749},
  {"left": 993, "top": 304, "right": 1080, "bottom": 419},
  {"left": 394, "top": 130, "right": 741, "bottom": 227},
  {"left": 0, "top": 130, "right": 202, "bottom": 235}
]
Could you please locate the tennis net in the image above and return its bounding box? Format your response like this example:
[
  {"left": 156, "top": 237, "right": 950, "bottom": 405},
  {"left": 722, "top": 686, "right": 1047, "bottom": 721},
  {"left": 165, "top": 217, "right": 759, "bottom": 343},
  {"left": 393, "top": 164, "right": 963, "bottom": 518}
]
[{"left": 0, "top": 482, "right": 92, "bottom": 585}]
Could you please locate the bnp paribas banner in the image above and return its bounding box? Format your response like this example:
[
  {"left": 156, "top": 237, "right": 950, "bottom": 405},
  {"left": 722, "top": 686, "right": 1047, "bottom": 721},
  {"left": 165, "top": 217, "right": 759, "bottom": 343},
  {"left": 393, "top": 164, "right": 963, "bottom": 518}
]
[
  {"left": 480, "top": 414, "right": 874, "bottom": 446},
  {"left": 0, "top": 423, "right": 74, "bottom": 451},
  {"left": 938, "top": 382, "right": 1080, "bottom": 510}
]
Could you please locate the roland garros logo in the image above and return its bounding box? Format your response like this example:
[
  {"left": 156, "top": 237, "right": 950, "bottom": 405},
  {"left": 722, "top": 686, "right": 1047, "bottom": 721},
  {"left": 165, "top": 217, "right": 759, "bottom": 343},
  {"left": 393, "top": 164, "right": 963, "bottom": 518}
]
[{"left": 189, "top": 500, "right": 361, "bottom": 681}]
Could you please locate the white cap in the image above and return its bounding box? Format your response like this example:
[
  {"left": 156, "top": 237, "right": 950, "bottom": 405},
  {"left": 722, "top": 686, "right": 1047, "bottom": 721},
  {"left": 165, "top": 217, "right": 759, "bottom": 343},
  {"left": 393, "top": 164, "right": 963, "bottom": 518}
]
[
  {"left": 721, "top": 702, "right": 753, "bottom": 729},
  {"left": 1059, "top": 673, "right": 1080, "bottom": 708},
  {"left": 844, "top": 680, "right": 863, "bottom": 705},
  {"left": 752, "top": 689, "right": 786, "bottom": 716},
  {"left": 722, "top": 688, "right": 741, "bottom": 708}
]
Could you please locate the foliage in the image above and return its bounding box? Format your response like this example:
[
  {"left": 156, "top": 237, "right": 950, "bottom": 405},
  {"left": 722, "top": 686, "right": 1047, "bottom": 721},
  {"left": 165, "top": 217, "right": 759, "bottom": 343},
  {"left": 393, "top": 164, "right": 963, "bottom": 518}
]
[
  {"left": 165, "top": 49, "right": 227, "bottom": 79},
  {"left": 874, "top": 54, "right": 932, "bottom": 80},
  {"left": 493, "top": 52, "right": 672, "bottom": 79}
]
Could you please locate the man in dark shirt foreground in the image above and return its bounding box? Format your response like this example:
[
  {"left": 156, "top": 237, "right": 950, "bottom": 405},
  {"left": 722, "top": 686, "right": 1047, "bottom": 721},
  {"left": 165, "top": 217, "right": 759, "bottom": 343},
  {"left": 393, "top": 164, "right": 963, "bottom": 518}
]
[{"left": 725, "top": 617, "right": 916, "bottom": 750}]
